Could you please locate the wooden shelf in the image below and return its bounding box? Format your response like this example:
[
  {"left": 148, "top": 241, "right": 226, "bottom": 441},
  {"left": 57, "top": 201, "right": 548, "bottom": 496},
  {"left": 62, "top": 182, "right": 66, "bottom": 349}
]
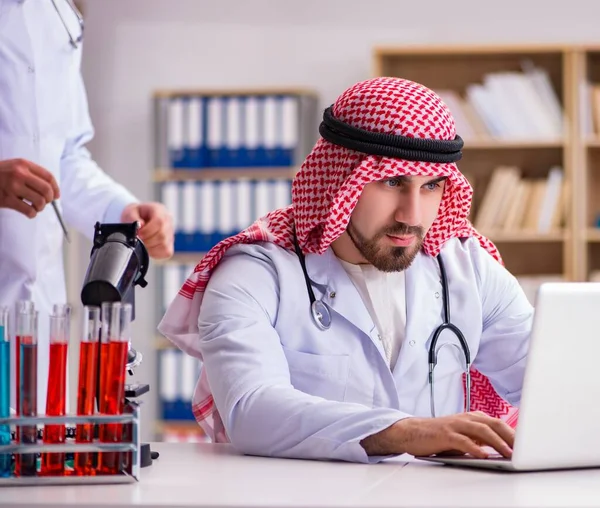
[
  {"left": 372, "top": 44, "right": 600, "bottom": 280},
  {"left": 479, "top": 231, "right": 567, "bottom": 243},
  {"left": 463, "top": 138, "right": 565, "bottom": 149},
  {"left": 586, "top": 229, "right": 600, "bottom": 242},
  {"left": 585, "top": 137, "right": 600, "bottom": 148},
  {"left": 373, "top": 44, "right": 569, "bottom": 56},
  {"left": 153, "top": 167, "right": 297, "bottom": 182},
  {"left": 153, "top": 87, "right": 318, "bottom": 99},
  {"left": 155, "top": 252, "right": 206, "bottom": 265}
]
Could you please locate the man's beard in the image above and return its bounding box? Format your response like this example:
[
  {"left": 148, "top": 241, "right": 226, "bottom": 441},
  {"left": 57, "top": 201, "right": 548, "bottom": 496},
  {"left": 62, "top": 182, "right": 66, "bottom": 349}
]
[{"left": 346, "top": 220, "right": 425, "bottom": 272}]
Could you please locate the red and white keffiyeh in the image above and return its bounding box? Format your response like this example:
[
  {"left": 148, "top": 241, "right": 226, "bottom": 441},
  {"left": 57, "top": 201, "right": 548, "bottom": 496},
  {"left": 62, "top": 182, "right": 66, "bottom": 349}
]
[{"left": 158, "top": 77, "right": 519, "bottom": 442}]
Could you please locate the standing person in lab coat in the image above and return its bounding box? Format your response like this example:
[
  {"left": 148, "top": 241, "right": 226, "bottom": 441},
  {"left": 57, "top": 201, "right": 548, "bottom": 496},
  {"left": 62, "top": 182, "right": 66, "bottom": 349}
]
[
  {"left": 158, "top": 77, "right": 533, "bottom": 463},
  {"left": 0, "top": 0, "right": 174, "bottom": 412}
]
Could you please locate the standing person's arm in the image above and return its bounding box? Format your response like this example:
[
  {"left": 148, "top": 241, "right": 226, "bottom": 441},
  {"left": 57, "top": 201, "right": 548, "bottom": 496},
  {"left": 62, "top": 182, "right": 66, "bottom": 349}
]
[
  {"left": 59, "top": 72, "right": 138, "bottom": 237},
  {"left": 59, "top": 72, "right": 174, "bottom": 258}
]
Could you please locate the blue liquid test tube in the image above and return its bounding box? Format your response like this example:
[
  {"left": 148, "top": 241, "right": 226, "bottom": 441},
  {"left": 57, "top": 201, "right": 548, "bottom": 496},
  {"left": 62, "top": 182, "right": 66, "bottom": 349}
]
[{"left": 0, "top": 307, "right": 10, "bottom": 477}]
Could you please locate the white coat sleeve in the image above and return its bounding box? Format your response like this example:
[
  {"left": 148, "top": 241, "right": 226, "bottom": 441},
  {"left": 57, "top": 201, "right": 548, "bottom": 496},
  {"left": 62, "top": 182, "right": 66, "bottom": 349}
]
[
  {"left": 470, "top": 239, "right": 534, "bottom": 406},
  {"left": 59, "top": 72, "right": 138, "bottom": 238},
  {"left": 197, "top": 249, "right": 411, "bottom": 463}
]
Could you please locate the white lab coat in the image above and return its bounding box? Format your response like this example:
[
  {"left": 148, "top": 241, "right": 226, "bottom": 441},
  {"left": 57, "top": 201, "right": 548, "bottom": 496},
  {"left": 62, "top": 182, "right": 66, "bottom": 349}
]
[
  {"left": 0, "top": 0, "right": 137, "bottom": 411},
  {"left": 197, "top": 236, "right": 534, "bottom": 463}
]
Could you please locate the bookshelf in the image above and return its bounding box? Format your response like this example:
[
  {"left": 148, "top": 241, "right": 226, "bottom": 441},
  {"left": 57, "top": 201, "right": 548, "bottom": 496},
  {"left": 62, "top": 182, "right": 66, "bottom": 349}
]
[
  {"left": 372, "top": 44, "right": 600, "bottom": 285},
  {"left": 575, "top": 46, "right": 600, "bottom": 281},
  {"left": 152, "top": 87, "right": 318, "bottom": 442}
]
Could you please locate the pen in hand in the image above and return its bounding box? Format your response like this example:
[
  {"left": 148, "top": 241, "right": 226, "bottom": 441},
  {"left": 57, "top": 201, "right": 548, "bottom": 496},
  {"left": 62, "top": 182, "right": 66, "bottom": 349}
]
[{"left": 51, "top": 201, "right": 70, "bottom": 243}]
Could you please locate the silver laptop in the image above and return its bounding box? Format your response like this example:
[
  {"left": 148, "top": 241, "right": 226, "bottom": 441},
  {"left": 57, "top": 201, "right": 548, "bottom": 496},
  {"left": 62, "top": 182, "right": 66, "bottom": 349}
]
[{"left": 418, "top": 282, "right": 600, "bottom": 472}]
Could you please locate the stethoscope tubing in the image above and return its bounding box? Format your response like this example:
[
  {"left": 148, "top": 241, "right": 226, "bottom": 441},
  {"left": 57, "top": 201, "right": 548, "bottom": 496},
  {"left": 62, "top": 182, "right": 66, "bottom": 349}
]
[{"left": 293, "top": 232, "right": 472, "bottom": 415}]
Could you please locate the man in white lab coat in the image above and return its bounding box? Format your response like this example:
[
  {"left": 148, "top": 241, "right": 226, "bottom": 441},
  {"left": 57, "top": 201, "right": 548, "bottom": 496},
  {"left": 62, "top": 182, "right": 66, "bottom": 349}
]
[
  {"left": 0, "top": 0, "right": 174, "bottom": 411},
  {"left": 159, "top": 77, "right": 533, "bottom": 463}
]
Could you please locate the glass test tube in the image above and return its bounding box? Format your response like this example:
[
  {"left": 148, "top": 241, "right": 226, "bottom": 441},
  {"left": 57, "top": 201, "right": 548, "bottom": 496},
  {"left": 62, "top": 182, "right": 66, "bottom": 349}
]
[
  {"left": 98, "top": 303, "right": 130, "bottom": 475},
  {"left": 0, "top": 307, "right": 11, "bottom": 477},
  {"left": 15, "top": 309, "right": 38, "bottom": 477},
  {"left": 52, "top": 304, "right": 72, "bottom": 347},
  {"left": 98, "top": 302, "right": 119, "bottom": 415},
  {"left": 14, "top": 300, "right": 34, "bottom": 443},
  {"left": 74, "top": 306, "right": 100, "bottom": 476},
  {"left": 41, "top": 312, "right": 70, "bottom": 476},
  {"left": 52, "top": 303, "right": 71, "bottom": 317}
]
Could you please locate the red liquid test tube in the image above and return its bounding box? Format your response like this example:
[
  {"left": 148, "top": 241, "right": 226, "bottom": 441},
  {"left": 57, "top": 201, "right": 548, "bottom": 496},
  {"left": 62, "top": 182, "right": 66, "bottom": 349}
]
[
  {"left": 41, "top": 311, "right": 70, "bottom": 476},
  {"left": 98, "top": 302, "right": 115, "bottom": 417},
  {"left": 74, "top": 306, "right": 100, "bottom": 476},
  {"left": 15, "top": 309, "right": 38, "bottom": 477},
  {"left": 98, "top": 303, "right": 130, "bottom": 475}
]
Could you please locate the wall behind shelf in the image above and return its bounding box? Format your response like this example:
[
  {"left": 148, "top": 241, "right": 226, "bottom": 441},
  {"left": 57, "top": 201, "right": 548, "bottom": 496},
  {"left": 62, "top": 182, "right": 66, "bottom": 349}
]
[{"left": 64, "top": 0, "right": 600, "bottom": 442}]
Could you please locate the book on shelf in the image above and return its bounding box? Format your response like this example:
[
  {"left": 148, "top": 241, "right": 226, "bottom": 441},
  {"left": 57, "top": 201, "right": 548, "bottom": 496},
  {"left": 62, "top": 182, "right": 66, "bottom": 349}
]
[
  {"left": 434, "top": 59, "right": 564, "bottom": 141},
  {"left": 154, "top": 91, "right": 318, "bottom": 170},
  {"left": 587, "top": 83, "right": 600, "bottom": 137},
  {"left": 158, "top": 348, "right": 201, "bottom": 422},
  {"left": 472, "top": 165, "right": 568, "bottom": 235},
  {"left": 160, "top": 262, "right": 198, "bottom": 315},
  {"left": 160, "top": 178, "right": 292, "bottom": 253}
]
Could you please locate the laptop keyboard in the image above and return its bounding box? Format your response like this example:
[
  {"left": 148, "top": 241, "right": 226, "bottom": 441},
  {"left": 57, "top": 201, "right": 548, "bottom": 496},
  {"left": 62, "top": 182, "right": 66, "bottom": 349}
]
[{"left": 438, "top": 453, "right": 511, "bottom": 461}]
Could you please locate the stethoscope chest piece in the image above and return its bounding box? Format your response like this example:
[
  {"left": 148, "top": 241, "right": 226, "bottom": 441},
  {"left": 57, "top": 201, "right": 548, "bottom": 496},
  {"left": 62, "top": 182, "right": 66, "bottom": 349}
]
[{"left": 311, "top": 300, "right": 331, "bottom": 330}]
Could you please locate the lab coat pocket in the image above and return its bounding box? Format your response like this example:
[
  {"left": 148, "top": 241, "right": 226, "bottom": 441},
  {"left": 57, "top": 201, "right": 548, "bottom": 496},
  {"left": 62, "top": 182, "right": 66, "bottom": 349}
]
[{"left": 282, "top": 346, "right": 350, "bottom": 402}]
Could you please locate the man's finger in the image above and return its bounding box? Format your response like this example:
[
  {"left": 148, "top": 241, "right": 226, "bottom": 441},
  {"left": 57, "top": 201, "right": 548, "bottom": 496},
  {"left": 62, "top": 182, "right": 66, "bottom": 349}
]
[
  {"left": 485, "top": 419, "right": 515, "bottom": 449},
  {"left": 24, "top": 160, "right": 60, "bottom": 199},
  {"left": 142, "top": 231, "right": 171, "bottom": 249},
  {"left": 5, "top": 195, "right": 36, "bottom": 218},
  {"left": 23, "top": 174, "right": 56, "bottom": 204},
  {"left": 17, "top": 183, "right": 48, "bottom": 212},
  {"left": 460, "top": 421, "right": 512, "bottom": 458},
  {"left": 448, "top": 434, "right": 488, "bottom": 459},
  {"left": 469, "top": 413, "right": 515, "bottom": 449},
  {"left": 138, "top": 216, "right": 168, "bottom": 241},
  {"left": 144, "top": 235, "right": 175, "bottom": 259}
]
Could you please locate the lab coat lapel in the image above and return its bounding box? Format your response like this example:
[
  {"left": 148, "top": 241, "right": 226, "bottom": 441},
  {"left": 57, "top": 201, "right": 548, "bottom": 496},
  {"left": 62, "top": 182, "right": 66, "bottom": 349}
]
[
  {"left": 304, "top": 248, "right": 379, "bottom": 341},
  {"left": 393, "top": 252, "right": 443, "bottom": 379}
]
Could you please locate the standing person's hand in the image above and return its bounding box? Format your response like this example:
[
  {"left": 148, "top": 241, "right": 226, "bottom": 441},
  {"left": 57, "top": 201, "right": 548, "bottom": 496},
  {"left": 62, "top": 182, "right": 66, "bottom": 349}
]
[
  {"left": 0, "top": 159, "right": 60, "bottom": 218},
  {"left": 121, "top": 202, "right": 174, "bottom": 259}
]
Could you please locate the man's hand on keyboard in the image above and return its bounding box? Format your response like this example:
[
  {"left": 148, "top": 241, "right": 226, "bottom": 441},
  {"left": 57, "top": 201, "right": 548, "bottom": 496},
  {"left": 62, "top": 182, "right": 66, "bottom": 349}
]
[{"left": 390, "top": 411, "right": 515, "bottom": 459}]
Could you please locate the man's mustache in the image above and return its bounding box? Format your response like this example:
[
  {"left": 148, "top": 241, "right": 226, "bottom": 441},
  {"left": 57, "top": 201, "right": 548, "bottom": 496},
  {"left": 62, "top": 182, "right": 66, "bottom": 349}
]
[{"left": 382, "top": 223, "right": 425, "bottom": 239}]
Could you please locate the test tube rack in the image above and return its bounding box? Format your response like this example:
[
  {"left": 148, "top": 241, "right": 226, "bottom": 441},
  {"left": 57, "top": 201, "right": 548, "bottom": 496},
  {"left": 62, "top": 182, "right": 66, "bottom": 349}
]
[{"left": 0, "top": 401, "right": 141, "bottom": 486}]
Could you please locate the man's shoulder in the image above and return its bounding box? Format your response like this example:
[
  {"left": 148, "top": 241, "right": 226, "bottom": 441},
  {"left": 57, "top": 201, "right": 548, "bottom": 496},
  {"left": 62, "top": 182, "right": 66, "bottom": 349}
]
[
  {"left": 436, "top": 236, "right": 506, "bottom": 282},
  {"left": 223, "top": 241, "right": 294, "bottom": 263},
  {"left": 440, "top": 236, "right": 496, "bottom": 262},
  {"left": 210, "top": 241, "right": 297, "bottom": 278}
]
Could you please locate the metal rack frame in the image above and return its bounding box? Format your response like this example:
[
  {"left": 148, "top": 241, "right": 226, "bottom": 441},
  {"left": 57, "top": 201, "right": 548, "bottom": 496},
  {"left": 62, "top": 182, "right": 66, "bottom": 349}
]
[{"left": 0, "top": 402, "right": 140, "bottom": 486}]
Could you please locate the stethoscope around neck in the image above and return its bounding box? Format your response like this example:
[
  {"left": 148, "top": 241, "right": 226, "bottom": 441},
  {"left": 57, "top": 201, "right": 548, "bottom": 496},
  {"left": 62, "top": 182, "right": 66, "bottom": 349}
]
[
  {"left": 293, "top": 232, "right": 472, "bottom": 417},
  {"left": 293, "top": 233, "right": 332, "bottom": 330}
]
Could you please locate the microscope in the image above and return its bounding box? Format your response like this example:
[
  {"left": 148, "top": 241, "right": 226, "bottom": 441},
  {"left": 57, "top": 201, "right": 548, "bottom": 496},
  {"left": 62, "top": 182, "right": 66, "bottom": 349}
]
[{"left": 80, "top": 221, "right": 157, "bottom": 467}]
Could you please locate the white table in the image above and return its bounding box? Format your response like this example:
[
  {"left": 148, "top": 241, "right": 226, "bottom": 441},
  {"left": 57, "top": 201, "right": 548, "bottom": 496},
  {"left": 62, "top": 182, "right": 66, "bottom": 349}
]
[{"left": 2, "top": 442, "right": 600, "bottom": 507}]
